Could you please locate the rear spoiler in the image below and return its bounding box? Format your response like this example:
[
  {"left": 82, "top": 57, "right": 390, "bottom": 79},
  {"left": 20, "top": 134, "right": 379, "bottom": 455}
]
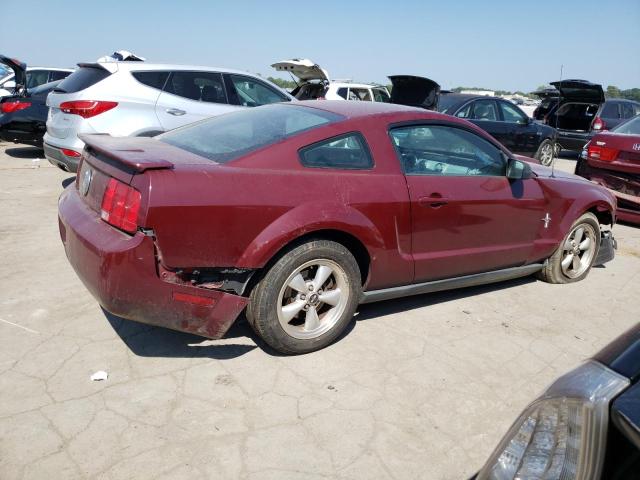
[
  {"left": 77, "top": 62, "right": 119, "bottom": 74},
  {"left": 79, "top": 134, "right": 174, "bottom": 172}
]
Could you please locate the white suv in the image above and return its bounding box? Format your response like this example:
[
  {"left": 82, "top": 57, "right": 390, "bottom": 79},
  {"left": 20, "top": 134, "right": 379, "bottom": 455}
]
[
  {"left": 272, "top": 59, "right": 390, "bottom": 102},
  {"left": 44, "top": 62, "right": 294, "bottom": 172}
]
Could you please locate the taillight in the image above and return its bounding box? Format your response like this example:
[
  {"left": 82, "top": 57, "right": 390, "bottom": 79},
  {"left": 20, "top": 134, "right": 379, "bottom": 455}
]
[
  {"left": 100, "top": 178, "right": 141, "bottom": 233},
  {"left": 1, "top": 101, "right": 31, "bottom": 113},
  {"left": 592, "top": 117, "right": 606, "bottom": 131},
  {"left": 59, "top": 100, "right": 118, "bottom": 119},
  {"left": 60, "top": 148, "right": 81, "bottom": 158},
  {"left": 587, "top": 144, "right": 618, "bottom": 162}
]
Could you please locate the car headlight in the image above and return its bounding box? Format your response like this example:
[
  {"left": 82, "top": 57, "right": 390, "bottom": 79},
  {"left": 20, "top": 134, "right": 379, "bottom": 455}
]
[{"left": 477, "top": 361, "right": 629, "bottom": 480}]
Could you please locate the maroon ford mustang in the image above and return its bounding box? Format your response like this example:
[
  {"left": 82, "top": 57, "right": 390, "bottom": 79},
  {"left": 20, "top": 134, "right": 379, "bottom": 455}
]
[{"left": 58, "top": 101, "right": 617, "bottom": 354}]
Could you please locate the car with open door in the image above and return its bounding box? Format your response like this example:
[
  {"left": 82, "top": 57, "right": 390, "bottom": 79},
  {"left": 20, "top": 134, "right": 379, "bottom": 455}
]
[
  {"left": 575, "top": 114, "right": 640, "bottom": 225},
  {"left": 0, "top": 80, "right": 61, "bottom": 146},
  {"left": 272, "top": 58, "right": 391, "bottom": 102},
  {"left": 531, "top": 87, "right": 559, "bottom": 121},
  {"left": 44, "top": 60, "right": 294, "bottom": 172},
  {"left": 0, "top": 54, "right": 71, "bottom": 98},
  {"left": 437, "top": 92, "right": 558, "bottom": 165},
  {"left": 543, "top": 80, "right": 640, "bottom": 152},
  {"left": 387, "top": 75, "right": 440, "bottom": 111},
  {"left": 58, "top": 101, "right": 616, "bottom": 355}
]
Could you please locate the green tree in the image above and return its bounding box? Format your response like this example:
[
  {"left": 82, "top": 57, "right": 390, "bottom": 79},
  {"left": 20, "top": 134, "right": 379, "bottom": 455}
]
[
  {"left": 606, "top": 85, "right": 622, "bottom": 98},
  {"left": 267, "top": 76, "right": 297, "bottom": 90}
]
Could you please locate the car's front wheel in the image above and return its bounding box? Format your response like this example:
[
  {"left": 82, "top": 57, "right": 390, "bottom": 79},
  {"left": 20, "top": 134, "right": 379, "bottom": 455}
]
[
  {"left": 535, "top": 139, "right": 555, "bottom": 166},
  {"left": 247, "top": 240, "right": 361, "bottom": 354},
  {"left": 537, "top": 213, "right": 600, "bottom": 284}
]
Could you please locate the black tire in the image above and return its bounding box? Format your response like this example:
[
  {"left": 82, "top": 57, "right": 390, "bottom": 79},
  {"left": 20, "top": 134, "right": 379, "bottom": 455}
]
[
  {"left": 537, "top": 212, "right": 600, "bottom": 284},
  {"left": 246, "top": 240, "right": 361, "bottom": 355},
  {"left": 534, "top": 139, "right": 555, "bottom": 166}
]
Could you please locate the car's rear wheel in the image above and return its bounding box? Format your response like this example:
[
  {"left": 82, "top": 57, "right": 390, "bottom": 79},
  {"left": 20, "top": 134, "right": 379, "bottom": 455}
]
[
  {"left": 246, "top": 240, "right": 361, "bottom": 354},
  {"left": 535, "top": 139, "right": 555, "bottom": 166},
  {"left": 537, "top": 213, "right": 600, "bottom": 284}
]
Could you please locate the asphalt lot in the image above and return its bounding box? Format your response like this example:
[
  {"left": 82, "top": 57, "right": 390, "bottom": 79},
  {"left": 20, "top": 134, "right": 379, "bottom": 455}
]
[{"left": 1, "top": 143, "right": 639, "bottom": 480}]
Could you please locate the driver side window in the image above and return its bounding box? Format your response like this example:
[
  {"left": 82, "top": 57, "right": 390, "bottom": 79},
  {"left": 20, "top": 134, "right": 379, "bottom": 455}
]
[{"left": 389, "top": 125, "right": 505, "bottom": 177}]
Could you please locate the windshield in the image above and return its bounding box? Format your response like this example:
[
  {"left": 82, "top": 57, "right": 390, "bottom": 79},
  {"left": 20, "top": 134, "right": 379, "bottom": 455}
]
[
  {"left": 159, "top": 104, "right": 344, "bottom": 163},
  {"left": 612, "top": 115, "right": 640, "bottom": 135}
]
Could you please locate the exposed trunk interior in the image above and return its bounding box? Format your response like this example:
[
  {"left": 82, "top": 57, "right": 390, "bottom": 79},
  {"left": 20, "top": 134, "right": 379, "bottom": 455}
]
[
  {"left": 291, "top": 82, "right": 328, "bottom": 100},
  {"left": 553, "top": 102, "right": 598, "bottom": 131}
]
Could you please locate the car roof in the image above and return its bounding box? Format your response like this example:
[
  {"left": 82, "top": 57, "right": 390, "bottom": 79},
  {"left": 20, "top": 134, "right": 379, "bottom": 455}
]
[
  {"left": 290, "top": 99, "right": 444, "bottom": 120},
  {"left": 101, "top": 62, "right": 265, "bottom": 77}
]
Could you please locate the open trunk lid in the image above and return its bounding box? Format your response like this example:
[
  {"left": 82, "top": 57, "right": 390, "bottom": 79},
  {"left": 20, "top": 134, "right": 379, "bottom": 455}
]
[
  {"left": 550, "top": 79, "right": 605, "bottom": 104},
  {"left": 271, "top": 59, "right": 330, "bottom": 82},
  {"left": 388, "top": 75, "right": 441, "bottom": 110},
  {"left": 0, "top": 54, "right": 27, "bottom": 96}
]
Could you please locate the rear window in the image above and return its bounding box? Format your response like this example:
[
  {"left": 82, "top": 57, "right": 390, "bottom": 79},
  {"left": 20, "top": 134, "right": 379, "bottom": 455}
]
[
  {"left": 55, "top": 67, "right": 111, "bottom": 93},
  {"left": 601, "top": 102, "right": 620, "bottom": 119},
  {"left": 159, "top": 104, "right": 343, "bottom": 163},
  {"left": 436, "top": 95, "right": 461, "bottom": 113}
]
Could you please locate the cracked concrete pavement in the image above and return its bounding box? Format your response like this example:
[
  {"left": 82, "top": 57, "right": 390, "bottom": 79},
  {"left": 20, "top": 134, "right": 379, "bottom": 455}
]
[{"left": 1, "top": 144, "right": 638, "bottom": 479}]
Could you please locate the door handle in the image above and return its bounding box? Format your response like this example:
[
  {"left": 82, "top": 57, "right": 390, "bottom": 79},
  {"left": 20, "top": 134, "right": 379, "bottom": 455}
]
[
  {"left": 418, "top": 193, "right": 449, "bottom": 208},
  {"left": 166, "top": 108, "right": 186, "bottom": 116}
]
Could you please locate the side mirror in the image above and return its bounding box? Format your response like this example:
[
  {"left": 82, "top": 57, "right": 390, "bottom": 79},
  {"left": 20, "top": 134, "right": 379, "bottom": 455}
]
[
  {"left": 506, "top": 158, "right": 533, "bottom": 180},
  {"left": 2, "top": 80, "right": 16, "bottom": 90}
]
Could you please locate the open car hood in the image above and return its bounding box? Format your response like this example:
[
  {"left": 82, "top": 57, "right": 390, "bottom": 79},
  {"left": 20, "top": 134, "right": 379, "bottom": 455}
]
[
  {"left": 388, "top": 75, "right": 441, "bottom": 110},
  {"left": 0, "top": 54, "right": 27, "bottom": 94},
  {"left": 271, "top": 59, "right": 329, "bottom": 82},
  {"left": 550, "top": 79, "right": 605, "bottom": 104}
]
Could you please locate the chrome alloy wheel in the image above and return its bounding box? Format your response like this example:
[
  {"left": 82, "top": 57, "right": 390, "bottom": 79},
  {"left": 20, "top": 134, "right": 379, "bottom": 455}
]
[
  {"left": 561, "top": 224, "right": 597, "bottom": 278},
  {"left": 539, "top": 143, "right": 554, "bottom": 166},
  {"left": 277, "top": 259, "right": 350, "bottom": 340}
]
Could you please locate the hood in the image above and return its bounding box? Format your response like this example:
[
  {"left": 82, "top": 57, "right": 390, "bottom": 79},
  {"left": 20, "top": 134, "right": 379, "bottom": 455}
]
[
  {"left": 271, "top": 59, "right": 329, "bottom": 82},
  {"left": 388, "top": 75, "right": 441, "bottom": 110},
  {"left": 0, "top": 54, "right": 27, "bottom": 94},
  {"left": 550, "top": 79, "right": 605, "bottom": 104}
]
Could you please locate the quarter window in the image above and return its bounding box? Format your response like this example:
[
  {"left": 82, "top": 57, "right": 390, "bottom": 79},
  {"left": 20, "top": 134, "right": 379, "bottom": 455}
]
[
  {"left": 165, "top": 71, "right": 227, "bottom": 104},
  {"left": 337, "top": 87, "right": 348, "bottom": 99},
  {"left": 389, "top": 125, "right": 505, "bottom": 176},
  {"left": 132, "top": 71, "right": 170, "bottom": 91},
  {"left": 228, "top": 75, "right": 287, "bottom": 107},
  {"left": 299, "top": 133, "right": 373, "bottom": 170},
  {"left": 499, "top": 101, "right": 527, "bottom": 123},
  {"left": 470, "top": 99, "right": 498, "bottom": 121},
  {"left": 373, "top": 88, "right": 390, "bottom": 102}
]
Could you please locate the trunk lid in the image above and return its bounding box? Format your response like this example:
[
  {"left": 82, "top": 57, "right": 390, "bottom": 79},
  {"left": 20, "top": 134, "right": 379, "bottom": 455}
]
[
  {"left": 76, "top": 135, "right": 215, "bottom": 219},
  {"left": 0, "top": 54, "right": 27, "bottom": 96},
  {"left": 271, "top": 59, "right": 330, "bottom": 82},
  {"left": 388, "top": 75, "right": 441, "bottom": 110},
  {"left": 550, "top": 79, "right": 605, "bottom": 104}
]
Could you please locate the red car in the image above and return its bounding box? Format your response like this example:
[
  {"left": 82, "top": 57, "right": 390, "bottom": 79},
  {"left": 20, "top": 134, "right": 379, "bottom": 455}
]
[
  {"left": 575, "top": 114, "right": 640, "bottom": 225},
  {"left": 58, "top": 101, "right": 617, "bottom": 354}
]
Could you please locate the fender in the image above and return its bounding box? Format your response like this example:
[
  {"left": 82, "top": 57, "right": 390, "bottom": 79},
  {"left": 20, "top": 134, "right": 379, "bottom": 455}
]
[
  {"left": 557, "top": 188, "right": 616, "bottom": 235},
  {"left": 235, "top": 201, "right": 385, "bottom": 269}
]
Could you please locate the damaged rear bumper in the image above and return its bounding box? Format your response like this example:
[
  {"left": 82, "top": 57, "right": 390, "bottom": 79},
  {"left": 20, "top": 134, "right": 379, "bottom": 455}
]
[
  {"left": 58, "top": 187, "right": 247, "bottom": 339},
  {"left": 595, "top": 231, "right": 617, "bottom": 266}
]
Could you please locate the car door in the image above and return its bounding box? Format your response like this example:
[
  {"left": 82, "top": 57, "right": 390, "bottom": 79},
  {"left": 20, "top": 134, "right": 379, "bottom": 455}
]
[
  {"left": 497, "top": 100, "right": 539, "bottom": 155},
  {"left": 389, "top": 123, "right": 548, "bottom": 282},
  {"left": 459, "top": 98, "right": 510, "bottom": 146},
  {"left": 155, "top": 71, "right": 237, "bottom": 131}
]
